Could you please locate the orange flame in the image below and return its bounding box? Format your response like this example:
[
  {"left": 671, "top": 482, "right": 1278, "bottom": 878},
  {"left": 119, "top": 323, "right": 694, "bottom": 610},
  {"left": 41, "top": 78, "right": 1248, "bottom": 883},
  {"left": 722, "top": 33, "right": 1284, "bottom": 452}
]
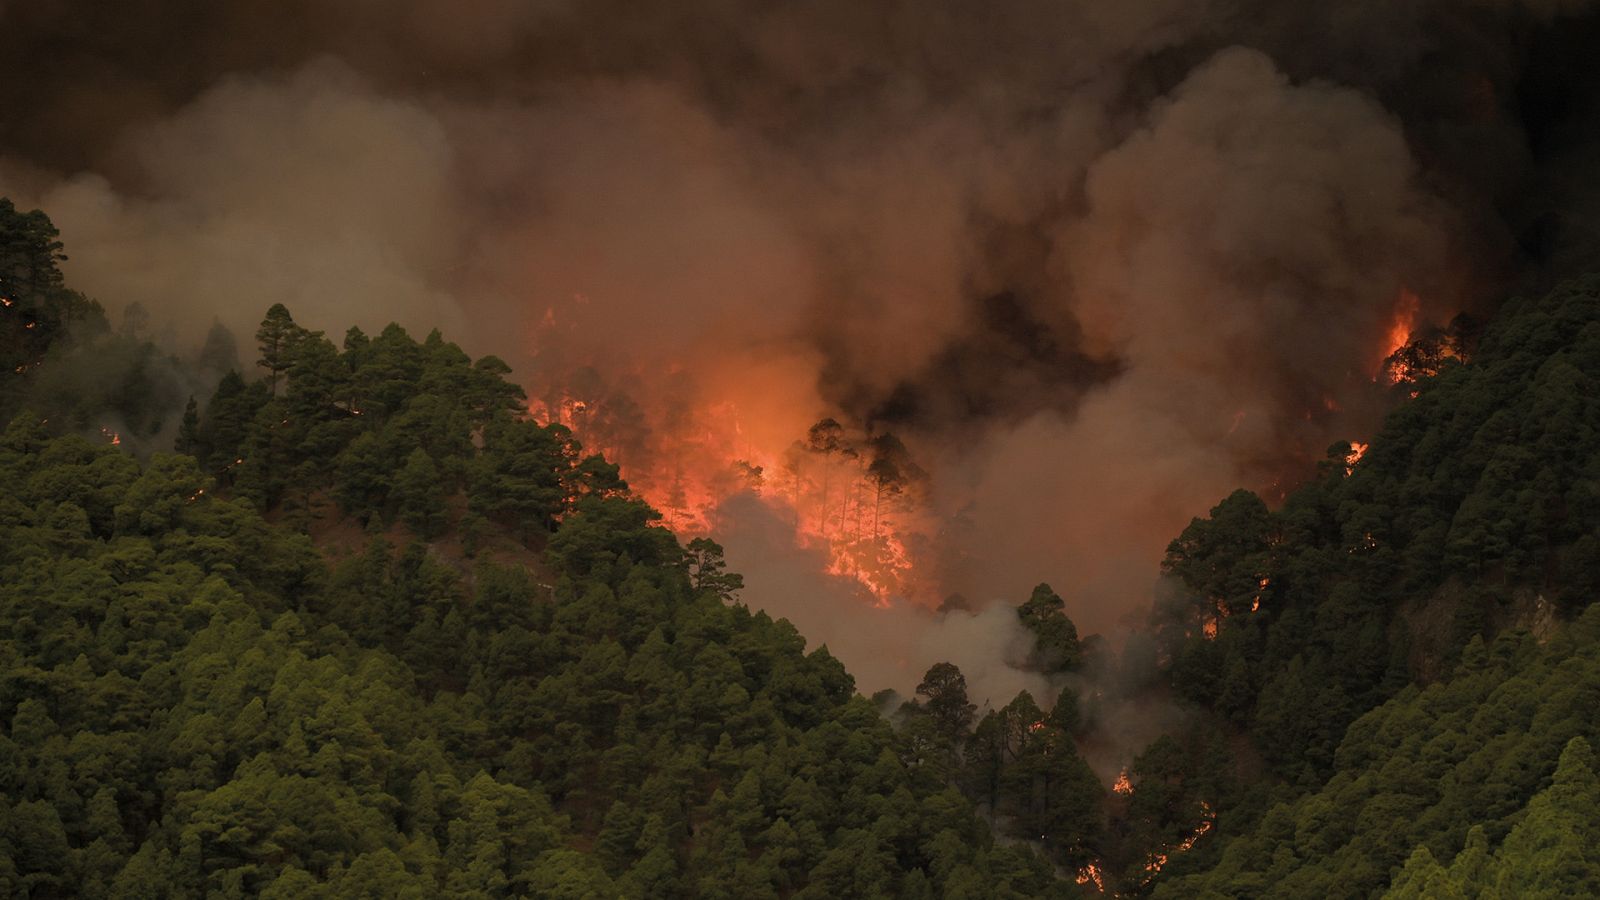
[
  {"left": 1377, "top": 289, "right": 1422, "bottom": 383},
  {"left": 1113, "top": 769, "right": 1133, "bottom": 795},
  {"left": 1385, "top": 290, "right": 1420, "bottom": 359},
  {"left": 1075, "top": 861, "right": 1106, "bottom": 892},
  {"left": 1343, "top": 441, "right": 1368, "bottom": 476},
  {"left": 531, "top": 388, "right": 923, "bottom": 603},
  {"left": 1143, "top": 800, "right": 1216, "bottom": 880}
]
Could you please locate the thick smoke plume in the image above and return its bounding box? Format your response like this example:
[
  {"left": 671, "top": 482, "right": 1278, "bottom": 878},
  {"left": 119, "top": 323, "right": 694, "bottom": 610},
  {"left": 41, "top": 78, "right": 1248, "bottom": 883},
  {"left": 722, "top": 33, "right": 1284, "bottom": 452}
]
[{"left": 5, "top": 0, "right": 1600, "bottom": 698}]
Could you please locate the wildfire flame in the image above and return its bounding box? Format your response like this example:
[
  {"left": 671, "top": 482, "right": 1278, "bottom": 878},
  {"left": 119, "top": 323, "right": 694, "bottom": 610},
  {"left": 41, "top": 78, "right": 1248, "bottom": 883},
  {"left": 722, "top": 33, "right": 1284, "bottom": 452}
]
[
  {"left": 531, "top": 385, "right": 924, "bottom": 604},
  {"left": 1142, "top": 801, "right": 1216, "bottom": 881},
  {"left": 1343, "top": 441, "right": 1367, "bottom": 476},
  {"left": 1379, "top": 288, "right": 1467, "bottom": 390},
  {"left": 1203, "top": 575, "right": 1269, "bottom": 638},
  {"left": 100, "top": 427, "right": 121, "bottom": 446},
  {"left": 1113, "top": 769, "right": 1133, "bottom": 795},
  {"left": 1380, "top": 289, "right": 1421, "bottom": 375},
  {"left": 1075, "top": 861, "right": 1106, "bottom": 892}
]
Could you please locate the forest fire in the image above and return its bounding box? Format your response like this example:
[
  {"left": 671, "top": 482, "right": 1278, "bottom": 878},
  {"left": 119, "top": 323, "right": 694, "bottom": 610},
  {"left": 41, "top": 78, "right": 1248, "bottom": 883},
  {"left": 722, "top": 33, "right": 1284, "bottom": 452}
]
[
  {"left": 1201, "top": 576, "right": 1269, "bottom": 638},
  {"left": 1075, "top": 862, "right": 1106, "bottom": 893},
  {"left": 1344, "top": 441, "right": 1368, "bottom": 475},
  {"left": 1142, "top": 801, "right": 1216, "bottom": 881},
  {"left": 531, "top": 380, "right": 927, "bottom": 603},
  {"left": 1113, "top": 769, "right": 1133, "bottom": 795},
  {"left": 1380, "top": 290, "right": 1422, "bottom": 376}
]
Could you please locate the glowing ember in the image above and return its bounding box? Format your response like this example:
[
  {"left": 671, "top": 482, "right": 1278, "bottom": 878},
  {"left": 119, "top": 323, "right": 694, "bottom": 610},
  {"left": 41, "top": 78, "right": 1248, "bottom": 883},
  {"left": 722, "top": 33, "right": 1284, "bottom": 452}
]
[
  {"left": 1075, "top": 861, "right": 1106, "bottom": 892},
  {"left": 1202, "top": 617, "right": 1218, "bottom": 640},
  {"left": 100, "top": 428, "right": 121, "bottom": 446},
  {"left": 1343, "top": 441, "right": 1368, "bottom": 475},
  {"left": 1142, "top": 801, "right": 1216, "bottom": 881},
  {"left": 1113, "top": 769, "right": 1133, "bottom": 795},
  {"left": 1250, "top": 576, "right": 1269, "bottom": 613}
]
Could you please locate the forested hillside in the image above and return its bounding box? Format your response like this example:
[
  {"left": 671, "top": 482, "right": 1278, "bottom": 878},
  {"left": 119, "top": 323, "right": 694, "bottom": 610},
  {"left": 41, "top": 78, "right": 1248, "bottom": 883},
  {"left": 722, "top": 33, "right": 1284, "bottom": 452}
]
[
  {"left": 9, "top": 197, "right": 1600, "bottom": 899},
  {"left": 1159, "top": 610, "right": 1600, "bottom": 897},
  {"left": 1, "top": 414, "right": 1079, "bottom": 898},
  {"left": 1145, "top": 277, "right": 1600, "bottom": 894},
  {"left": 0, "top": 203, "right": 1079, "bottom": 897},
  {"left": 1157, "top": 277, "right": 1600, "bottom": 774}
]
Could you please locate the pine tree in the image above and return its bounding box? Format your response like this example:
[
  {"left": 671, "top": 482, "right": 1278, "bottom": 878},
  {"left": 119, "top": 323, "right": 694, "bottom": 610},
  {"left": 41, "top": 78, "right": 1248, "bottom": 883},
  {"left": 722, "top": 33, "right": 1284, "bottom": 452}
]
[
  {"left": 176, "top": 396, "right": 200, "bottom": 456},
  {"left": 255, "top": 303, "right": 303, "bottom": 396},
  {"left": 396, "top": 448, "right": 447, "bottom": 539}
]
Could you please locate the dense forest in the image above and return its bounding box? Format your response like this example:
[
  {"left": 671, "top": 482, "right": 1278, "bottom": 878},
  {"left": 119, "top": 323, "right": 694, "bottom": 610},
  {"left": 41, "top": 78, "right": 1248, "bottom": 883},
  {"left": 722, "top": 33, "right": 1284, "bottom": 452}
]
[
  {"left": 7, "top": 192, "right": 1600, "bottom": 898},
  {"left": 0, "top": 201, "right": 1084, "bottom": 897}
]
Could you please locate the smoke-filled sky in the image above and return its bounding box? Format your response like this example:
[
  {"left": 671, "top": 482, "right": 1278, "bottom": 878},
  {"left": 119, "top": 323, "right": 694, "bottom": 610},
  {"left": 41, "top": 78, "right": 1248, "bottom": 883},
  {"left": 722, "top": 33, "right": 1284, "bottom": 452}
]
[{"left": 6, "top": 0, "right": 1600, "bottom": 696}]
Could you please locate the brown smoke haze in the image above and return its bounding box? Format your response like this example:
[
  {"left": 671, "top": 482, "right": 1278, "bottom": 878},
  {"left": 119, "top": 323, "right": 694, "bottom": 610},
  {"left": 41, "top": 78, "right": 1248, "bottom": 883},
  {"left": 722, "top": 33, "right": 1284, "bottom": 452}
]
[{"left": 5, "top": 0, "right": 1600, "bottom": 697}]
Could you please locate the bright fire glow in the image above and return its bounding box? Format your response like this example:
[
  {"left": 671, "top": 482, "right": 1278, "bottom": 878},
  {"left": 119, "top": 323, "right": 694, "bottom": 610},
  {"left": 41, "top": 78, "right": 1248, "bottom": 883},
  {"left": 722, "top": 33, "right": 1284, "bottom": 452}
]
[
  {"left": 1075, "top": 861, "right": 1106, "bottom": 892},
  {"left": 1381, "top": 289, "right": 1421, "bottom": 372},
  {"left": 531, "top": 379, "right": 924, "bottom": 604},
  {"left": 1113, "top": 769, "right": 1133, "bottom": 795},
  {"left": 1343, "top": 441, "right": 1368, "bottom": 475},
  {"left": 1143, "top": 801, "right": 1216, "bottom": 881}
]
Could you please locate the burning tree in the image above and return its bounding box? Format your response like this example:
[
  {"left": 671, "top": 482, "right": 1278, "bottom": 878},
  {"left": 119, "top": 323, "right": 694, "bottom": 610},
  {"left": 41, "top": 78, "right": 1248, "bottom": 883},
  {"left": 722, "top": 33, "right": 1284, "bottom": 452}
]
[
  {"left": 532, "top": 377, "right": 932, "bottom": 602},
  {"left": 1379, "top": 313, "right": 1479, "bottom": 386},
  {"left": 1159, "top": 488, "right": 1276, "bottom": 643}
]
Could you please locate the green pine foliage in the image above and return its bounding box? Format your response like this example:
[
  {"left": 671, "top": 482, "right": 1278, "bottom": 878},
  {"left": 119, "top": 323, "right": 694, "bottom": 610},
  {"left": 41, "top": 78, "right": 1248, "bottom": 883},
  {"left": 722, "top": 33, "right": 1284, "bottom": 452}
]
[
  {"left": 1151, "top": 276, "right": 1600, "bottom": 895},
  {"left": 0, "top": 286, "right": 1077, "bottom": 895},
  {"left": 1157, "top": 276, "right": 1600, "bottom": 786},
  {"left": 1158, "top": 612, "right": 1600, "bottom": 898},
  {"left": 16, "top": 197, "right": 1600, "bottom": 896}
]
